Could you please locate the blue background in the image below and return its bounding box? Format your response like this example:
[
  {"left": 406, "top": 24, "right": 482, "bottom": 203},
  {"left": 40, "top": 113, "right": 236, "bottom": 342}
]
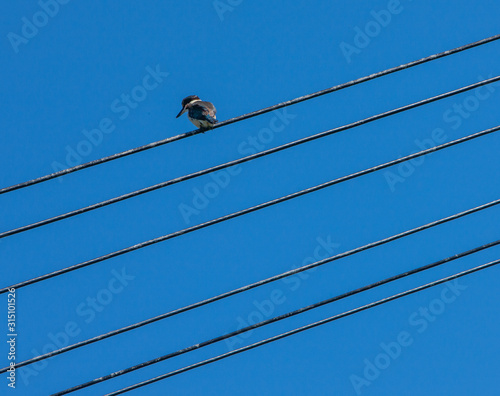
[{"left": 1, "top": 1, "right": 500, "bottom": 395}]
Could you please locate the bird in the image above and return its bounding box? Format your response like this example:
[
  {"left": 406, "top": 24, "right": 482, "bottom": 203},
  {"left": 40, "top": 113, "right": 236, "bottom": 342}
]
[{"left": 176, "top": 95, "right": 217, "bottom": 130}]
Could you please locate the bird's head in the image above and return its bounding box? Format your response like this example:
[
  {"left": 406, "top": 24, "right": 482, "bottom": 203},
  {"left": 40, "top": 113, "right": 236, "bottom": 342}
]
[{"left": 176, "top": 95, "right": 201, "bottom": 118}]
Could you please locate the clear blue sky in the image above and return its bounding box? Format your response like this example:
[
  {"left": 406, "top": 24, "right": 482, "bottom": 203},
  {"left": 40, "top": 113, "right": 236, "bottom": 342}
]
[{"left": 2, "top": 1, "right": 500, "bottom": 395}]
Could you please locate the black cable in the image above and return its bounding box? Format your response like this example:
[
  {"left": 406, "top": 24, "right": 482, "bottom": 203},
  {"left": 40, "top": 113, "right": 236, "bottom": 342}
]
[
  {"left": 2, "top": 124, "right": 500, "bottom": 295},
  {"left": 40, "top": 239, "right": 500, "bottom": 394},
  {"left": 3, "top": 238, "right": 499, "bottom": 373},
  {"left": 2, "top": 75, "right": 500, "bottom": 239},
  {"left": 2, "top": 34, "right": 499, "bottom": 195},
  {"left": 89, "top": 259, "right": 500, "bottom": 396}
]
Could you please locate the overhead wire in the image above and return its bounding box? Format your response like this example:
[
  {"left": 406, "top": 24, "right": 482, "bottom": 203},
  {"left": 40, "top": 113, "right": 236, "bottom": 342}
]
[
  {"left": 61, "top": 258, "right": 500, "bottom": 396},
  {"left": 1, "top": 34, "right": 499, "bottom": 195},
  {"left": 1, "top": 124, "right": 500, "bottom": 295},
  {"left": 2, "top": 34, "right": 498, "bottom": 396},
  {"left": 1, "top": 75, "right": 500, "bottom": 239},
  {"left": 26, "top": 239, "right": 499, "bottom": 393}
]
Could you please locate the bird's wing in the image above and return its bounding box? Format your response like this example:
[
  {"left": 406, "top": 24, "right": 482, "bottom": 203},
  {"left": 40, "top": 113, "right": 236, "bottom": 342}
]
[
  {"left": 190, "top": 103, "right": 218, "bottom": 124},
  {"left": 198, "top": 101, "right": 216, "bottom": 117}
]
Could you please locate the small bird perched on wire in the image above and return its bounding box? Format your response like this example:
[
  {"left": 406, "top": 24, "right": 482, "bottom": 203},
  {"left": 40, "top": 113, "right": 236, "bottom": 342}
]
[{"left": 176, "top": 95, "right": 218, "bottom": 131}]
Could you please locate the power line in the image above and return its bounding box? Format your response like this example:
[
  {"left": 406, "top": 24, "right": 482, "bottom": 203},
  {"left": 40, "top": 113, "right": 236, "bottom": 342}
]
[
  {"left": 2, "top": 125, "right": 500, "bottom": 295},
  {"left": 39, "top": 239, "right": 500, "bottom": 393},
  {"left": 92, "top": 259, "right": 500, "bottom": 396},
  {"left": 2, "top": 75, "right": 500, "bottom": 239},
  {"left": 2, "top": 34, "right": 499, "bottom": 195}
]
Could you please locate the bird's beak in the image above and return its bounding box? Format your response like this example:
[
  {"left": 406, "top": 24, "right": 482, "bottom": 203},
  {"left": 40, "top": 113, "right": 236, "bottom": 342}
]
[{"left": 176, "top": 107, "right": 186, "bottom": 118}]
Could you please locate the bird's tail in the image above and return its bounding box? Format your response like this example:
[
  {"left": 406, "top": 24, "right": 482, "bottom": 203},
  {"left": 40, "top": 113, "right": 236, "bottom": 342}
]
[{"left": 206, "top": 114, "right": 218, "bottom": 125}]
